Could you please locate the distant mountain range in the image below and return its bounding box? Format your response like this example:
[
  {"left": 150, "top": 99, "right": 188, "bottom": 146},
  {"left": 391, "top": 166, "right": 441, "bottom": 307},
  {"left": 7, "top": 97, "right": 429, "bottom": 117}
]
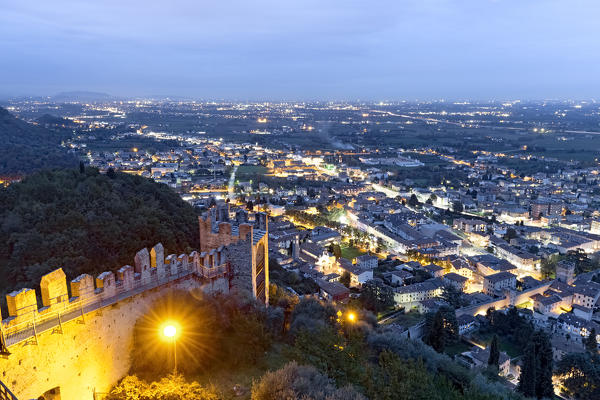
[{"left": 0, "top": 107, "right": 77, "bottom": 175}]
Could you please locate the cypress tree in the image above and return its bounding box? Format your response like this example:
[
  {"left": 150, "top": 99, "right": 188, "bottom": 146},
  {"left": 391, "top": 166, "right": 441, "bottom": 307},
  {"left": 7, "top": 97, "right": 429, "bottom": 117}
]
[
  {"left": 488, "top": 334, "right": 500, "bottom": 367},
  {"left": 428, "top": 310, "right": 446, "bottom": 353},
  {"left": 518, "top": 342, "right": 537, "bottom": 398},
  {"left": 585, "top": 328, "right": 598, "bottom": 353},
  {"left": 534, "top": 331, "right": 554, "bottom": 399}
]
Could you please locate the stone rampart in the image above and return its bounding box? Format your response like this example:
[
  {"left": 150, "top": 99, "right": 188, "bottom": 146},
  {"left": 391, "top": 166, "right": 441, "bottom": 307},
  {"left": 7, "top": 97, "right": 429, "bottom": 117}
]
[
  {"left": 0, "top": 242, "right": 230, "bottom": 400},
  {"left": 455, "top": 280, "right": 555, "bottom": 317}
]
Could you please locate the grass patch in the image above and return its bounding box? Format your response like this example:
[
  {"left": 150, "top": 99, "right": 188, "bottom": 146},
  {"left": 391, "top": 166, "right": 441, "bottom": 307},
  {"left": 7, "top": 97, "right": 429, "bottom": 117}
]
[
  {"left": 341, "top": 245, "right": 366, "bottom": 260},
  {"left": 515, "top": 301, "right": 532, "bottom": 309},
  {"left": 470, "top": 332, "right": 522, "bottom": 358},
  {"left": 444, "top": 340, "right": 473, "bottom": 357},
  {"left": 236, "top": 165, "right": 269, "bottom": 180},
  {"left": 381, "top": 310, "right": 424, "bottom": 327}
]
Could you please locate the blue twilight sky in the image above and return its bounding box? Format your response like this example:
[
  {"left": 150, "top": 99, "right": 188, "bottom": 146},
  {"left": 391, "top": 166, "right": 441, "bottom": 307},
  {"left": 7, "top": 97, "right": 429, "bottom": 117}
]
[{"left": 1, "top": 0, "right": 599, "bottom": 100}]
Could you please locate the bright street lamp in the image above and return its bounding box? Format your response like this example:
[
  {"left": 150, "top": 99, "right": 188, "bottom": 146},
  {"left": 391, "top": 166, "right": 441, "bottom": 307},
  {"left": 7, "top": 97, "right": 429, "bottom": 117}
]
[
  {"left": 163, "top": 325, "right": 177, "bottom": 338},
  {"left": 161, "top": 323, "right": 179, "bottom": 374}
]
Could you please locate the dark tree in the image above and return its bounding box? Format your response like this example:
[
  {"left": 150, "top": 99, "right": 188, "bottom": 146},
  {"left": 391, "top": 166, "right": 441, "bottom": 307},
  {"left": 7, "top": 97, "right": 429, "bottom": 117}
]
[
  {"left": 79, "top": 161, "right": 85, "bottom": 174},
  {"left": 534, "top": 331, "right": 554, "bottom": 400},
  {"left": 488, "top": 335, "right": 500, "bottom": 367},
  {"left": 426, "top": 311, "right": 446, "bottom": 353},
  {"left": 423, "top": 305, "right": 458, "bottom": 353},
  {"left": 106, "top": 167, "right": 116, "bottom": 179},
  {"left": 441, "top": 285, "right": 464, "bottom": 309},
  {"left": 518, "top": 342, "right": 537, "bottom": 398},
  {"left": 0, "top": 168, "right": 201, "bottom": 298},
  {"left": 540, "top": 255, "right": 559, "bottom": 279},
  {"left": 504, "top": 228, "right": 518, "bottom": 241},
  {"left": 340, "top": 271, "right": 351, "bottom": 288},
  {"left": 360, "top": 280, "right": 394, "bottom": 313},
  {"left": 408, "top": 194, "right": 419, "bottom": 207},
  {"left": 329, "top": 243, "right": 342, "bottom": 259},
  {"left": 585, "top": 328, "right": 598, "bottom": 353},
  {"left": 0, "top": 107, "right": 78, "bottom": 175},
  {"left": 452, "top": 201, "right": 464, "bottom": 213},
  {"left": 518, "top": 330, "right": 554, "bottom": 399},
  {"left": 556, "top": 352, "right": 600, "bottom": 399}
]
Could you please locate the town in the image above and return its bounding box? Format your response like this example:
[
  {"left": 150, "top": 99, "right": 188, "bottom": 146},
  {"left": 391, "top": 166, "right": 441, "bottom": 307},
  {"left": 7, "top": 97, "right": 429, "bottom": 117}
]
[{"left": 3, "top": 99, "right": 600, "bottom": 397}]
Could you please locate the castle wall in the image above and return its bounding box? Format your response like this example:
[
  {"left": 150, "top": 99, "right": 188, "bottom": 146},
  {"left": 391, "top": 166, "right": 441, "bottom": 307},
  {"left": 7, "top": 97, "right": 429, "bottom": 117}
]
[
  {"left": 198, "top": 216, "right": 253, "bottom": 253},
  {"left": 0, "top": 275, "right": 228, "bottom": 400},
  {"left": 198, "top": 211, "right": 269, "bottom": 305},
  {"left": 0, "top": 241, "right": 231, "bottom": 400},
  {"left": 455, "top": 281, "right": 554, "bottom": 317},
  {"left": 0, "top": 208, "right": 269, "bottom": 398}
]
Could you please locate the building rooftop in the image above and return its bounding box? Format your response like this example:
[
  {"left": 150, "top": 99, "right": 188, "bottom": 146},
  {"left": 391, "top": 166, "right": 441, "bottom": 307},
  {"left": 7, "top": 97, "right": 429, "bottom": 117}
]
[
  {"left": 444, "top": 272, "right": 469, "bottom": 284},
  {"left": 484, "top": 271, "right": 516, "bottom": 284}
]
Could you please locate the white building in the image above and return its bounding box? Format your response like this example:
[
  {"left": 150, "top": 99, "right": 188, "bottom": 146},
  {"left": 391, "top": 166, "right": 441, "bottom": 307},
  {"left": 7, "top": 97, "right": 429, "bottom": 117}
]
[{"left": 483, "top": 272, "right": 516, "bottom": 296}]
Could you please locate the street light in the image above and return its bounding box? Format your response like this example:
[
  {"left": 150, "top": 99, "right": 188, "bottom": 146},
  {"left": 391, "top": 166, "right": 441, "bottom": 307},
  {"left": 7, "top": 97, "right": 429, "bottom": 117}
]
[
  {"left": 347, "top": 312, "right": 357, "bottom": 323},
  {"left": 161, "top": 323, "right": 179, "bottom": 374},
  {"left": 163, "top": 325, "right": 177, "bottom": 338}
]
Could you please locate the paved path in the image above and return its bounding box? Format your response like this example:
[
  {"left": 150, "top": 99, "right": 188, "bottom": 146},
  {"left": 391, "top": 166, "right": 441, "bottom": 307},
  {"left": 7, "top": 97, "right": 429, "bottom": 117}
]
[{"left": 227, "top": 165, "right": 238, "bottom": 201}]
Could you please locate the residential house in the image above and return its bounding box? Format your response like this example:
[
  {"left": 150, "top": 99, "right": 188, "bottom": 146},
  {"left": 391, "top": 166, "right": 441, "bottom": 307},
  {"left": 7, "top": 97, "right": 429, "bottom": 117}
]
[
  {"left": 443, "top": 272, "right": 469, "bottom": 291},
  {"left": 573, "top": 282, "right": 600, "bottom": 309},
  {"left": 316, "top": 279, "right": 350, "bottom": 303},
  {"left": 483, "top": 272, "right": 516, "bottom": 296},
  {"left": 394, "top": 278, "right": 444, "bottom": 306},
  {"left": 423, "top": 263, "right": 445, "bottom": 278},
  {"left": 356, "top": 254, "right": 378, "bottom": 270},
  {"left": 337, "top": 258, "right": 373, "bottom": 288}
]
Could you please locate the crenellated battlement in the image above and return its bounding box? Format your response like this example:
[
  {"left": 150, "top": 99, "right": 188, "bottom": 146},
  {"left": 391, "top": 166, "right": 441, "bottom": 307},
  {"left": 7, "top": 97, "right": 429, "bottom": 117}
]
[
  {"left": 0, "top": 208, "right": 269, "bottom": 399},
  {"left": 0, "top": 242, "right": 229, "bottom": 350},
  {"left": 198, "top": 206, "right": 269, "bottom": 305}
]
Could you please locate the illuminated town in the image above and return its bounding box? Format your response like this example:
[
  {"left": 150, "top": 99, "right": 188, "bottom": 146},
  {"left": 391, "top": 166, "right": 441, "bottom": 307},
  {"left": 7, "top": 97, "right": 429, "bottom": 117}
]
[
  {"left": 2, "top": 98, "right": 600, "bottom": 398},
  {"left": 2, "top": 1, "right": 600, "bottom": 399}
]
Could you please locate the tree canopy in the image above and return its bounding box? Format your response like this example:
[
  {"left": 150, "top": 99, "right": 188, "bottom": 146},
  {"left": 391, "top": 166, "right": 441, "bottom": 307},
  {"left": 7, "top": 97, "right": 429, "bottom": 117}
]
[
  {"left": 0, "top": 107, "right": 77, "bottom": 175},
  {"left": 0, "top": 168, "right": 200, "bottom": 300},
  {"left": 116, "top": 292, "right": 524, "bottom": 400},
  {"left": 555, "top": 352, "right": 600, "bottom": 400}
]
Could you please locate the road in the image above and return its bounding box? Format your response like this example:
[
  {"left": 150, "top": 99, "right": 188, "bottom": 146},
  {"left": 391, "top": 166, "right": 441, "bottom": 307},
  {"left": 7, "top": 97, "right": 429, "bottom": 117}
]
[
  {"left": 378, "top": 309, "right": 406, "bottom": 325},
  {"left": 227, "top": 165, "right": 238, "bottom": 201}
]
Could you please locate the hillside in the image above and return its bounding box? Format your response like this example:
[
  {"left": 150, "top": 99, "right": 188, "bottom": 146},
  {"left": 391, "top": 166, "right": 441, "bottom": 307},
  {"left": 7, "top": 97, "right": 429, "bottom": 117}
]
[
  {"left": 0, "top": 168, "right": 200, "bottom": 299},
  {"left": 108, "top": 293, "right": 525, "bottom": 400},
  {"left": 0, "top": 106, "right": 77, "bottom": 175}
]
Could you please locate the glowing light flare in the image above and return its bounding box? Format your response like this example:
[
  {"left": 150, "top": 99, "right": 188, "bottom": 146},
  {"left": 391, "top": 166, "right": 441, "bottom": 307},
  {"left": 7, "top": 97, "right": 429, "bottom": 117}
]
[
  {"left": 160, "top": 321, "right": 181, "bottom": 340},
  {"left": 164, "top": 325, "right": 176, "bottom": 337}
]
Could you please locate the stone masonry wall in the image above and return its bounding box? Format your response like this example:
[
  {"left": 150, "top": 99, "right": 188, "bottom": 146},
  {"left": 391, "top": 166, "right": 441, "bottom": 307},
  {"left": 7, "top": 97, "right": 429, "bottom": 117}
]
[
  {"left": 0, "top": 241, "right": 230, "bottom": 400},
  {"left": 0, "top": 275, "right": 228, "bottom": 400}
]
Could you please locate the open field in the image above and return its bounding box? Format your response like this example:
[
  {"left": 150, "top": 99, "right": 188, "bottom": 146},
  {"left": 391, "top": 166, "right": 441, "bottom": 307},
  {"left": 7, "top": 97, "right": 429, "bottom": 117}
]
[{"left": 341, "top": 245, "right": 366, "bottom": 260}]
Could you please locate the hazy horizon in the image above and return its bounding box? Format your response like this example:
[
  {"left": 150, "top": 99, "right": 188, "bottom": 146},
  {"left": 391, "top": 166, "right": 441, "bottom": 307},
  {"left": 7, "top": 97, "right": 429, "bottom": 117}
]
[
  {"left": 3, "top": 91, "right": 599, "bottom": 104},
  {"left": 2, "top": 1, "right": 600, "bottom": 100}
]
